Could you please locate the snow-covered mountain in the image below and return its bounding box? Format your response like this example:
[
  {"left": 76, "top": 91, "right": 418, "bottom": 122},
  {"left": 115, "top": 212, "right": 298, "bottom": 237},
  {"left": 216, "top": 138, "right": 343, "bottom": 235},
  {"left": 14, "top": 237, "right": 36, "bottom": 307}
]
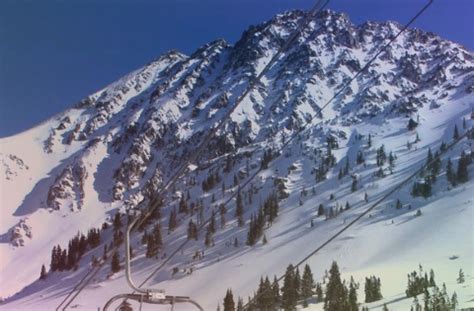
[{"left": 1, "top": 9, "right": 473, "bottom": 310}]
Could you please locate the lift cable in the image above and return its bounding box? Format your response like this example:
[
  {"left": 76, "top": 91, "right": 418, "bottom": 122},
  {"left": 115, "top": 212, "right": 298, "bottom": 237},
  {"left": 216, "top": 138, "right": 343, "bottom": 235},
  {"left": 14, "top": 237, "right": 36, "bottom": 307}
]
[
  {"left": 60, "top": 0, "right": 434, "bottom": 308},
  {"left": 131, "top": 0, "right": 435, "bottom": 301},
  {"left": 57, "top": 1, "right": 329, "bottom": 309},
  {"left": 243, "top": 126, "right": 467, "bottom": 311}
]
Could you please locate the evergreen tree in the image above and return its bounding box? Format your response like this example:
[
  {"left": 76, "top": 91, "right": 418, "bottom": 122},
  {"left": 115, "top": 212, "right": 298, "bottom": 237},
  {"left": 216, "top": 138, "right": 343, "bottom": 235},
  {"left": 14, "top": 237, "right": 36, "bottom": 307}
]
[
  {"left": 205, "top": 227, "right": 213, "bottom": 247},
  {"left": 324, "top": 261, "right": 347, "bottom": 311},
  {"left": 187, "top": 220, "right": 198, "bottom": 240},
  {"left": 40, "top": 264, "right": 47, "bottom": 280},
  {"left": 365, "top": 276, "right": 383, "bottom": 302},
  {"left": 301, "top": 264, "right": 315, "bottom": 304},
  {"left": 457, "top": 269, "right": 465, "bottom": 284},
  {"left": 348, "top": 277, "right": 358, "bottom": 311},
  {"left": 111, "top": 251, "right": 121, "bottom": 273},
  {"left": 351, "top": 178, "right": 358, "bottom": 192},
  {"left": 315, "top": 282, "right": 324, "bottom": 302},
  {"left": 396, "top": 199, "right": 402, "bottom": 209},
  {"left": 236, "top": 297, "right": 244, "bottom": 311},
  {"left": 376, "top": 145, "right": 387, "bottom": 166},
  {"left": 457, "top": 151, "right": 469, "bottom": 183},
  {"left": 168, "top": 208, "right": 177, "bottom": 233},
  {"left": 210, "top": 210, "right": 216, "bottom": 234},
  {"left": 429, "top": 269, "right": 436, "bottom": 287},
  {"left": 318, "top": 204, "right": 325, "bottom": 217},
  {"left": 256, "top": 276, "right": 274, "bottom": 310},
  {"left": 50, "top": 245, "right": 58, "bottom": 271},
  {"left": 408, "top": 118, "right": 418, "bottom": 131},
  {"left": 235, "top": 190, "right": 244, "bottom": 226},
  {"left": 344, "top": 158, "right": 350, "bottom": 175},
  {"left": 446, "top": 158, "right": 456, "bottom": 186},
  {"left": 382, "top": 303, "right": 389, "bottom": 311},
  {"left": 294, "top": 267, "right": 301, "bottom": 300},
  {"left": 152, "top": 223, "right": 162, "bottom": 249},
  {"left": 179, "top": 195, "right": 188, "bottom": 214},
  {"left": 281, "top": 264, "right": 297, "bottom": 311},
  {"left": 272, "top": 276, "right": 281, "bottom": 306},
  {"left": 451, "top": 292, "right": 458, "bottom": 308},
  {"left": 113, "top": 212, "right": 122, "bottom": 231},
  {"left": 103, "top": 244, "right": 108, "bottom": 261},
  {"left": 220, "top": 204, "right": 227, "bottom": 228},
  {"left": 389, "top": 152, "right": 396, "bottom": 168},
  {"left": 356, "top": 150, "right": 365, "bottom": 164},
  {"left": 224, "top": 289, "right": 235, "bottom": 311},
  {"left": 453, "top": 125, "right": 459, "bottom": 140}
]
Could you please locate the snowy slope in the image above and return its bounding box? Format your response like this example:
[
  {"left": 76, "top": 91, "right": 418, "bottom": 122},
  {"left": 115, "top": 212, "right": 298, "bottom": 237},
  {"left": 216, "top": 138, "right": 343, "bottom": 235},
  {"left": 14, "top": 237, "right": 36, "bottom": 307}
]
[{"left": 1, "top": 9, "right": 473, "bottom": 311}]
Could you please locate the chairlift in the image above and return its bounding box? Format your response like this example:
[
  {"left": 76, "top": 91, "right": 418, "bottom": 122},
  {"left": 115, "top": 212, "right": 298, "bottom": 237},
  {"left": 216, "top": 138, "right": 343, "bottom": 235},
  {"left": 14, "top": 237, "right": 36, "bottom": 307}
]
[{"left": 103, "top": 214, "right": 204, "bottom": 311}]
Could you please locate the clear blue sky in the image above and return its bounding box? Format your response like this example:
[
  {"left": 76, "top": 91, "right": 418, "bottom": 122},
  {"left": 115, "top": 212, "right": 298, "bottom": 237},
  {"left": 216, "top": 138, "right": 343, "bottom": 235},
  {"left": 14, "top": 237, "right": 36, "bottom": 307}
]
[{"left": 0, "top": 0, "right": 473, "bottom": 138}]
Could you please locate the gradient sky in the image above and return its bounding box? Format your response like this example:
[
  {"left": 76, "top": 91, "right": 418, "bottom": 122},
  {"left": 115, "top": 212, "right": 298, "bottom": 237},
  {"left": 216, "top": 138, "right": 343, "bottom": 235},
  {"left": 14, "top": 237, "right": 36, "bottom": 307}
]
[{"left": 1, "top": 0, "right": 473, "bottom": 138}]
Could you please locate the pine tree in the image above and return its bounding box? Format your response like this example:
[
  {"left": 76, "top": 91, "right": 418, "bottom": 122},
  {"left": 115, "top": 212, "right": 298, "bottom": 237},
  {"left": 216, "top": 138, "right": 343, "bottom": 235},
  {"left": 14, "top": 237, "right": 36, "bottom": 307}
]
[
  {"left": 111, "top": 251, "right": 121, "bottom": 273},
  {"left": 365, "top": 276, "right": 383, "bottom": 302},
  {"left": 429, "top": 269, "right": 436, "bottom": 287},
  {"left": 301, "top": 264, "right": 315, "bottom": 304},
  {"left": 40, "top": 264, "right": 47, "bottom": 280},
  {"left": 316, "top": 282, "right": 324, "bottom": 302},
  {"left": 348, "top": 277, "right": 358, "bottom": 311},
  {"left": 356, "top": 150, "right": 365, "bottom": 164},
  {"left": 376, "top": 145, "right": 387, "bottom": 167},
  {"left": 364, "top": 192, "right": 368, "bottom": 203},
  {"left": 103, "top": 244, "right": 108, "bottom": 260},
  {"left": 224, "top": 289, "right": 235, "bottom": 311},
  {"left": 351, "top": 178, "right": 358, "bottom": 192},
  {"left": 457, "top": 269, "right": 465, "bottom": 284},
  {"left": 324, "top": 261, "right": 347, "bottom": 311},
  {"left": 205, "top": 227, "right": 213, "bottom": 247},
  {"left": 168, "top": 208, "right": 177, "bottom": 233},
  {"left": 272, "top": 276, "right": 281, "bottom": 306},
  {"left": 145, "top": 235, "right": 157, "bottom": 258},
  {"left": 453, "top": 125, "right": 459, "bottom": 140},
  {"left": 236, "top": 297, "right": 244, "bottom": 311},
  {"left": 451, "top": 292, "right": 458, "bottom": 308},
  {"left": 153, "top": 223, "right": 162, "bottom": 249},
  {"left": 396, "top": 199, "right": 402, "bottom": 209},
  {"left": 220, "top": 204, "right": 227, "bottom": 228},
  {"left": 457, "top": 151, "right": 469, "bottom": 183},
  {"left": 446, "top": 158, "right": 456, "bottom": 186},
  {"left": 408, "top": 118, "right": 418, "bottom": 131},
  {"left": 50, "top": 246, "right": 58, "bottom": 271},
  {"left": 318, "top": 204, "right": 325, "bottom": 217},
  {"left": 235, "top": 190, "right": 244, "bottom": 226},
  {"left": 113, "top": 212, "right": 122, "bottom": 231},
  {"left": 179, "top": 195, "right": 188, "bottom": 214},
  {"left": 294, "top": 267, "right": 301, "bottom": 300},
  {"left": 187, "top": 220, "right": 198, "bottom": 240},
  {"left": 389, "top": 151, "right": 395, "bottom": 169},
  {"left": 281, "top": 264, "right": 297, "bottom": 311},
  {"left": 210, "top": 210, "right": 216, "bottom": 234},
  {"left": 256, "top": 276, "right": 274, "bottom": 310},
  {"left": 368, "top": 134, "right": 372, "bottom": 147}
]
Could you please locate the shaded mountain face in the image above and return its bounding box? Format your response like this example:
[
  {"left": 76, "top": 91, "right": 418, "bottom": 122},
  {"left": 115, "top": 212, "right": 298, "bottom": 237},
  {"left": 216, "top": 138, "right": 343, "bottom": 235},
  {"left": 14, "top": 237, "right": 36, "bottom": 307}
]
[{"left": 0, "top": 8, "right": 473, "bottom": 305}]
